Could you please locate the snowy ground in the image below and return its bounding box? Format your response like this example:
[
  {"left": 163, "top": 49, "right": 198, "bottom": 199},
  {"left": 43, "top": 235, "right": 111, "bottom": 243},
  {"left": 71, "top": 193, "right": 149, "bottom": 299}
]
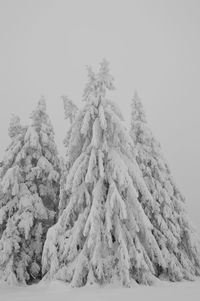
[{"left": 1, "top": 279, "right": 200, "bottom": 301}]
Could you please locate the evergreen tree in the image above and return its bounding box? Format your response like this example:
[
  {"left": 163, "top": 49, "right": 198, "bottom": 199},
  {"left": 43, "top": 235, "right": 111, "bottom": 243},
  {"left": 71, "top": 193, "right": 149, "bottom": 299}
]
[
  {"left": 42, "top": 61, "right": 166, "bottom": 287},
  {"left": 130, "top": 92, "right": 200, "bottom": 281},
  {"left": 0, "top": 98, "right": 61, "bottom": 284}
]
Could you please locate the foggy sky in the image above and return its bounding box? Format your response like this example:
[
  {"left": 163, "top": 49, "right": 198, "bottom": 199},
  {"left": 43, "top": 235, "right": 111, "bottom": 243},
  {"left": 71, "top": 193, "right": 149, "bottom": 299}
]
[{"left": 0, "top": 0, "right": 200, "bottom": 229}]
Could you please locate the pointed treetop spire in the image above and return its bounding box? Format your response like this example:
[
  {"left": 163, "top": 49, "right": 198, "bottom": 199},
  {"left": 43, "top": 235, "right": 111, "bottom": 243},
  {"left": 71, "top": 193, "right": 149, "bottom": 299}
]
[
  {"left": 86, "top": 65, "right": 96, "bottom": 82},
  {"left": 8, "top": 114, "right": 22, "bottom": 138},
  {"left": 61, "top": 95, "right": 78, "bottom": 124},
  {"left": 98, "top": 58, "right": 115, "bottom": 91},
  {"left": 83, "top": 59, "right": 115, "bottom": 104},
  {"left": 30, "top": 96, "right": 48, "bottom": 128},
  {"left": 98, "top": 58, "right": 115, "bottom": 90},
  {"left": 131, "top": 91, "right": 147, "bottom": 125},
  {"left": 37, "top": 95, "right": 46, "bottom": 112}
]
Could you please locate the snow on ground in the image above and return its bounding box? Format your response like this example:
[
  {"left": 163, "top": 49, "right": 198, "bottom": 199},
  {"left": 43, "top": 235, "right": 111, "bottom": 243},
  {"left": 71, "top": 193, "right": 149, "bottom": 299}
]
[{"left": 1, "top": 279, "right": 200, "bottom": 301}]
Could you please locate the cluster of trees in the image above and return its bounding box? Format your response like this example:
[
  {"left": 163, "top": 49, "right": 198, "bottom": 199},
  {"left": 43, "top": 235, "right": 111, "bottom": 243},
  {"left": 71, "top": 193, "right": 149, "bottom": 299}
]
[{"left": 0, "top": 61, "right": 200, "bottom": 287}]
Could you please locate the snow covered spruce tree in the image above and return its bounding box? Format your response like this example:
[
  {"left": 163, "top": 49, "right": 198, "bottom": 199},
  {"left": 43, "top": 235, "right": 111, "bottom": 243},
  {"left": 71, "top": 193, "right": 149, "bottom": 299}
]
[
  {"left": 0, "top": 99, "right": 60, "bottom": 285},
  {"left": 130, "top": 92, "right": 200, "bottom": 281},
  {"left": 42, "top": 61, "right": 167, "bottom": 287}
]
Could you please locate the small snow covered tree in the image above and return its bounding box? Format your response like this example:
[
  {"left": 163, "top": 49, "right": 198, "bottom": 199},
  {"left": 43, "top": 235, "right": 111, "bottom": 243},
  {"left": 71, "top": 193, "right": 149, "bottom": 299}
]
[
  {"left": 130, "top": 92, "right": 200, "bottom": 281},
  {"left": 0, "top": 99, "right": 61, "bottom": 285},
  {"left": 42, "top": 61, "right": 166, "bottom": 287}
]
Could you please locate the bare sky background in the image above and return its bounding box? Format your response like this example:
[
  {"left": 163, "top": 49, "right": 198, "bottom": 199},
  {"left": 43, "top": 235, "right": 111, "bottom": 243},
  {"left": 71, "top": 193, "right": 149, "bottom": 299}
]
[{"left": 0, "top": 0, "right": 200, "bottom": 229}]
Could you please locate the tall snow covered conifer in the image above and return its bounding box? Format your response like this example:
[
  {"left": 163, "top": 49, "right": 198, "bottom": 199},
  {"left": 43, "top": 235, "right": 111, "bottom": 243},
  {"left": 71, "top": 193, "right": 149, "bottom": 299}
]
[
  {"left": 42, "top": 61, "right": 166, "bottom": 287},
  {"left": 130, "top": 92, "right": 200, "bottom": 281},
  {"left": 0, "top": 98, "right": 60, "bottom": 284}
]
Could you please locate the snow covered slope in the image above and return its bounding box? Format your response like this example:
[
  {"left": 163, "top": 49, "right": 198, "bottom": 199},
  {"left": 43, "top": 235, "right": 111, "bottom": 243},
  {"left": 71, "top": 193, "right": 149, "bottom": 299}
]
[{"left": 1, "top": 279, "right": 200, "bottom": 301}]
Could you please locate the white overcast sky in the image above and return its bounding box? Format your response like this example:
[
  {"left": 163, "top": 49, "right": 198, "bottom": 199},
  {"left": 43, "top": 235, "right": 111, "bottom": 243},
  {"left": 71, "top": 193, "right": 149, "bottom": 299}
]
[{"left": 0, "top": 0, "right": 200, "bottom": 229}]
